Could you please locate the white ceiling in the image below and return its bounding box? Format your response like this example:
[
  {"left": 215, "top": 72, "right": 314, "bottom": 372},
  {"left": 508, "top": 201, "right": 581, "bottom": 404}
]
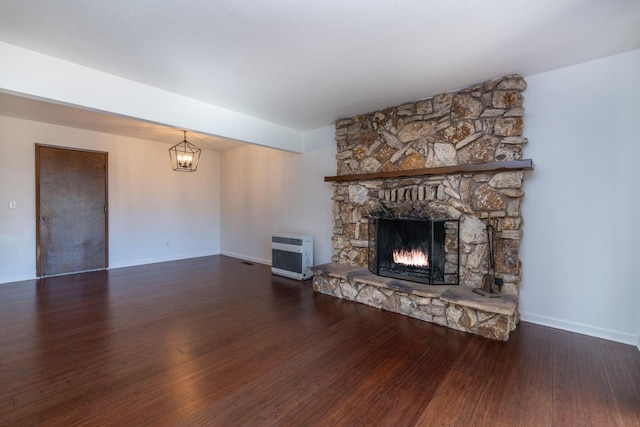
[{"left": 0, "top": 0, "right": 639, "bottom": 150}]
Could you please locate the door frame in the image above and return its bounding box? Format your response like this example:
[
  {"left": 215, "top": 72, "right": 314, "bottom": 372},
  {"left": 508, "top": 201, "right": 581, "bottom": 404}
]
[{"left": 36, "top": 144, "right": 109, "bottom": 277}]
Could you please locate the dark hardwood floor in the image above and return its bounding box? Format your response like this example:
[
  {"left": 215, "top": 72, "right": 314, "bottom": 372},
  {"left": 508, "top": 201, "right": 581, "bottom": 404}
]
[{"left": 1, "top": 256, "right": 638, "bottom": 426}]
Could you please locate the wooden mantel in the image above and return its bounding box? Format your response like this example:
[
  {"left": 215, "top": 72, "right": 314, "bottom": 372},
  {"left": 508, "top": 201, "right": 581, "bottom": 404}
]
[{"left": 324, "top": 159, "right": 533, "bottom": 182}]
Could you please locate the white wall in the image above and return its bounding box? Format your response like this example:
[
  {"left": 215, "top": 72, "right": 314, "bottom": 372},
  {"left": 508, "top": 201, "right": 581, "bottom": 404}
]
[
  {"left": 0, "top": 116, "right": 221, "bottom": 283},
  {"left": 520, "top": 49, "right": 640, "bottom": 346},
  {"left": 220, "top": 126, "right": 335, "bottom": 265}
]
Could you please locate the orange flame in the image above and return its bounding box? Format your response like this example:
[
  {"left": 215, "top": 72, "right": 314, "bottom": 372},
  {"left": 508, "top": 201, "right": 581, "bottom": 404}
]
[{"left": 393, "top": 249, "right": 429, "bottom": 267}]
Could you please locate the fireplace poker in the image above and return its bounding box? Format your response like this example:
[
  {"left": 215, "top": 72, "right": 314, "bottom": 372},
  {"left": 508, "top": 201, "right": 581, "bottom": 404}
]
[{"left": 473, "top": 216, "right": 501, "bottom": 298}]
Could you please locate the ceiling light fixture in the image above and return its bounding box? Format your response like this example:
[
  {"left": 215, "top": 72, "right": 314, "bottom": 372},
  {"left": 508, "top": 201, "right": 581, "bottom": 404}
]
[{"left": 169, "top": 130, "right": 201, "bottom": 172}]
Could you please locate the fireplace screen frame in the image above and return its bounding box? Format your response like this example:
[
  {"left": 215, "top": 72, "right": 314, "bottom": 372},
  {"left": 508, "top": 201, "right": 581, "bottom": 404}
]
[{"left": 368, "top": 217, "right": 460, "bottom": 286}]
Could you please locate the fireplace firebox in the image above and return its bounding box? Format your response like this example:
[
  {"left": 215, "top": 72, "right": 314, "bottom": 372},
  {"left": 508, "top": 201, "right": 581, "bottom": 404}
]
[{"left": 368, "top": 217, "right": 459, "bottom": 285}]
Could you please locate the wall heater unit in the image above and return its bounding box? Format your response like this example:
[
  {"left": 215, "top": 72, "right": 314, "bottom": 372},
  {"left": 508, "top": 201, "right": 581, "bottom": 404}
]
[{"left": 271, "top": 234, "right": 313, "bottom": 280}]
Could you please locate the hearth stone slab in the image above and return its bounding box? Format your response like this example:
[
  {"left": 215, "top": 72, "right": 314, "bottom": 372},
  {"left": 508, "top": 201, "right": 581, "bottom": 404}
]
[
  {"left": 440, "top": 287, "right": 517, "bottom": 316},
  {"left": 310, "top": 263, "right": 518, "bottom": 341},
  {"left": 310, "top": 263, "right": 451, "bottom": 297}
]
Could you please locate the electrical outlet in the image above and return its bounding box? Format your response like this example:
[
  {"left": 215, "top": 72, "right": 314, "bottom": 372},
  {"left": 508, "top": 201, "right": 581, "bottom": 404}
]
[
  {"left": 8, "top": 201, "right": 16, "bottom": 209},
  {"left": 249, "top": 240, "right": 255, "bottom": 248}
]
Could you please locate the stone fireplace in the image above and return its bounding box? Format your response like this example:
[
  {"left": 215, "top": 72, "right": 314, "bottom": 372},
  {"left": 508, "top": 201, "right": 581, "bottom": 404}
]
[{"left": 311, "top": 75, "right": 532, "bottom": 341}]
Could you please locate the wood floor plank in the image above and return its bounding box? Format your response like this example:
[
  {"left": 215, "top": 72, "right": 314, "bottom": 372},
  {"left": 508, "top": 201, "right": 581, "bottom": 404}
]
[
  {"left": 0, "top": 255, "right": 638, "bottom": 426},
  {"left": 462, "top": 339, "right": 523, "bottom": 425},
  {"left": 572, "top": 330, "right": 624, "bottom": 427},
  {"left": 596, "top": 338, "right": 640, "bottom": 425},
  {"left": 551, "top": 329, "right": 588, "bottom": 426}
]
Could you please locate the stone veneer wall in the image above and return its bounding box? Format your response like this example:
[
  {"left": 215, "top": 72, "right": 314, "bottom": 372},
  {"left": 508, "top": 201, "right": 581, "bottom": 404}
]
[{"left": 331, "top": 74, "right": 528, "bottom": 298}]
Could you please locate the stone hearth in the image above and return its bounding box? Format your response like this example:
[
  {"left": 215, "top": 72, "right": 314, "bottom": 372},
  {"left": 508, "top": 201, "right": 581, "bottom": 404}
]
[
  {"left": 311, "top": 263, "right": 517, "bottom": 341},
  {"left": 313, "top": 75, "right": 530, "bottom": 341}
]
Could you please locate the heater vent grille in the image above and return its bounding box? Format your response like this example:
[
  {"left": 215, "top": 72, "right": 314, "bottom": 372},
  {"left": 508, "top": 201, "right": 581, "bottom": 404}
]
[{"left": 271, "top": 234, "right": 313, "bottom": 280}]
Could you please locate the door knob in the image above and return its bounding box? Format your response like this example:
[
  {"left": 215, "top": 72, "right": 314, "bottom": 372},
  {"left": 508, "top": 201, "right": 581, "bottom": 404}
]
[{"left": 42, "top": 216, "right": 49, "bottom": 221}]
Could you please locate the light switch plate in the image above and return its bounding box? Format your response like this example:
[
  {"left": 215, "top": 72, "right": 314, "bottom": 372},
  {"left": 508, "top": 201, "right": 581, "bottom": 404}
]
[{"left": 8, "top": 201, "right": 16, "bottom": 209}]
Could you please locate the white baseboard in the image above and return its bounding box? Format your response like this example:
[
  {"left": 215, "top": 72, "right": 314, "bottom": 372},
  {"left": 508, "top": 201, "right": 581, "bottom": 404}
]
[
  {"left": 109, "top": 251, "right": 219, "bottom": 270},
  {"left": 0, "top": 274, "right": 38, "bottom": 285},
  {"left": 0, "top": 252, "right": 259, "bottom": 285},
  {"left": 220, "top": 251, "right": 271, "bottom": 266},
  {"left": 520, "top": 311, "right": 639, "bottom": 348}
]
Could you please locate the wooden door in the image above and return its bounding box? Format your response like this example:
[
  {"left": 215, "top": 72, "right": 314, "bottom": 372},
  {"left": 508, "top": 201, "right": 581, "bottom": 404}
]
[{"left": 36, "top": 145, "right": 108, "bottom": 277}]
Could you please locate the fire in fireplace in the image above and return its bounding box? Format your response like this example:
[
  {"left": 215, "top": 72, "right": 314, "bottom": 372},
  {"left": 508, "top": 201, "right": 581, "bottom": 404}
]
[
  {"left": 368, "top": 217, "right": 459, "bottom": 285},
  {"left": 393, "top": 248, "right": 429, "bottom": 267}
]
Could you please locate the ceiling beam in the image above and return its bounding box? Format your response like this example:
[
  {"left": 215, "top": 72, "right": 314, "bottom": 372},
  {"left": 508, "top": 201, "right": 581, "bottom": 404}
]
[{"left": 0, "top": 42, "right": 304, "bottom": 153}]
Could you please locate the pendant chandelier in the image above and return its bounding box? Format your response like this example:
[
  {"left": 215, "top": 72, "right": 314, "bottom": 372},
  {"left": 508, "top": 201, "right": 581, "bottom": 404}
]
[{"left": 169, "top": 130, "right": 201, "bottom": 172}]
